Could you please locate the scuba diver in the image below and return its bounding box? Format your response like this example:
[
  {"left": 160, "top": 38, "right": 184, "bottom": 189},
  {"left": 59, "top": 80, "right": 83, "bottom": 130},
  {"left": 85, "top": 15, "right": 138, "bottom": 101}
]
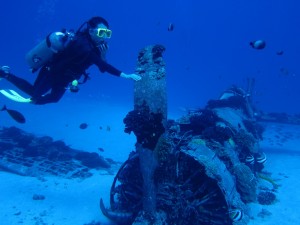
[{"left": 0, "top": 16, "right": 141, "bottom": 105}]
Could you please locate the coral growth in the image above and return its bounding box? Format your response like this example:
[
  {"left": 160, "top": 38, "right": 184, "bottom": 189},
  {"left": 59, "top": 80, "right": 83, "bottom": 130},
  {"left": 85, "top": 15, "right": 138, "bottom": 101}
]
[
  {"left": 154, "top": 134, "right": 173, "bottom": 165},
  {"left": 74, "top": 152, "right": 110, "bottom": 168},
  {"left": 184, "top": 109, "right": 219, "bottom": 134},
  {"left": 123, "top": 102, "right": 165, "bottom": 150},
  {"left": 233, "top": 129, "right": 256, "bottom": 153},
  {"left": 202, "top": 125, "right": 233, "bottom": 144},
  {"left": 233, "top": 164, "right": 257, "bottom": 203},
  {"left": 243, "top": 119, "right": 264, "bottom": 140},
  {"left": 257, "top": 191, "right": 276, "bottom": 205},
  {"left": 152, "top": 45, "right": 165, "bottom": 60}
]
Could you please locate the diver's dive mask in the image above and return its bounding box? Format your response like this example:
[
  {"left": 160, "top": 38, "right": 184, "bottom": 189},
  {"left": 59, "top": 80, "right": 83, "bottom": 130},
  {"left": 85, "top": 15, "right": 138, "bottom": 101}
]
[{"left": 96, "top": 28, "right": 112, "bottom": 38}]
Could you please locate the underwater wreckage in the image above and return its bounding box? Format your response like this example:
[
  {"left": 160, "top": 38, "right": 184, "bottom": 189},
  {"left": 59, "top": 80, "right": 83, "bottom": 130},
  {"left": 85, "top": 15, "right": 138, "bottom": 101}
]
[
  {"left": 0, "top": 126, "right": 116, "bottom": 178},
  {"left": 99, "top": 45, "right": 276, "bottom": 225}
]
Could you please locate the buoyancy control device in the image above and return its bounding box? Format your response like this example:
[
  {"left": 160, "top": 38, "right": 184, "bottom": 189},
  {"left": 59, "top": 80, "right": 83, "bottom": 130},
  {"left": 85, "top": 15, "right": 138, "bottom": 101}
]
[{"left": 25, "top": 30, "right": 74, "bottom": 73}]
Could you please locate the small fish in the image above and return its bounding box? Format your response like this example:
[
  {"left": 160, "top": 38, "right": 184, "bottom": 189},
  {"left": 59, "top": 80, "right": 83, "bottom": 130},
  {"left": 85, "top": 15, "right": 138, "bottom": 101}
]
[
  {"left": 229, "top": 209, "right": 243, "bottom": 222},
  {"left": 256, "top": 152, "right": 267, "bottom": 164},
  {"left": 98, "top": 147, "right": 104, "bottom": 152},
  {"left": 106, "top": 126, "right": 111, "bottom": 131},
  {"left": 1, "top": 105, "right": 26, "bottom": 123},
  {"left": 168, "top": 23, "right": 174, "bottom": 31},
  {"left": 250, "top": 40, "right": 266, "bottom": 50},
  {"left": 79, "top": 123, "right": 88, "bottom": 129},
  {"left": 99, "top": 126, "right": 103, "bottom": 130},
  {"left": 276, "top": 50, "right": 284, "bottom": 55},
  {"left": 280, "top": 67, "right": 289, "bottom": 76},
  {"left": 245, "top": 154, "right": 255, "bottom": 165}
]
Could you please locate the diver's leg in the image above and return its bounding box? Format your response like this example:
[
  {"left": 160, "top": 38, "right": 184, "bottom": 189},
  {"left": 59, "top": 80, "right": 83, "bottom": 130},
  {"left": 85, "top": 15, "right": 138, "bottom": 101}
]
[
  {"left": 1, "top": 65, "right": 37, "bottom": 96},
  {"left": 32, "top": 84, "right": 67, "bottom": 105},
  {"left": 32, "top": 67, "right": 53, "bottom": 98},
  {"left": 5, "top": 73, "right": 35, "bottom": 96},
  {"left": 4, "top": 66, "right": 54, "bottom": 97}
]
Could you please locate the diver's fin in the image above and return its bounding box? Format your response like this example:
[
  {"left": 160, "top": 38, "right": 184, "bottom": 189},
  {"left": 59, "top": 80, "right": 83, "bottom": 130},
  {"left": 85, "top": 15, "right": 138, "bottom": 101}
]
[
  {"left": 8, "top": 89, "right": 25, "bottom": 98},
  {"left": 0, "top": 89, "right": 32, "bottom": 103}
]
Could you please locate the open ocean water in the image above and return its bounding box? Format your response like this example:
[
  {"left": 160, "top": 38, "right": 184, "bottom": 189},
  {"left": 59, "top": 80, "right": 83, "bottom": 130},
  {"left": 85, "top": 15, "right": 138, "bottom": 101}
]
[{"left": 0, "top": 1, "right": 299, "bottom": 224}]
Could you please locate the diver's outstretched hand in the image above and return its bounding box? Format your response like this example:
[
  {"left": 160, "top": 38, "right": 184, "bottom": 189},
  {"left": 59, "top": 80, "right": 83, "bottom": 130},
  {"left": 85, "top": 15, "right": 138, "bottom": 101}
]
[{"left": 120, "top": 72, "right": 141, "bottom": 81}]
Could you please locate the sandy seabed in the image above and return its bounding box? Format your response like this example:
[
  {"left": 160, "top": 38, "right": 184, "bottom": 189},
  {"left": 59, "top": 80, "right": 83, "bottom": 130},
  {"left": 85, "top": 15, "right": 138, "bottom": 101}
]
[{"left": 1, "top": 98, "right": 300, "bottom": 225}]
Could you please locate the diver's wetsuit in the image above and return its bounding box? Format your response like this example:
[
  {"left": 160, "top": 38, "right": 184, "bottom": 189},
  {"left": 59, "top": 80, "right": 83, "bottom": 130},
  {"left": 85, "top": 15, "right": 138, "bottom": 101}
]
[{"left": 5, "top": 32, "right": 121, "bottom": 105}]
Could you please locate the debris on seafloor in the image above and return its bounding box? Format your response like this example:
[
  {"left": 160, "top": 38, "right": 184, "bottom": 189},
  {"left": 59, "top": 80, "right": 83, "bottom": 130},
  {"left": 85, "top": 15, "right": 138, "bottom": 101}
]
[
  {"left": 0, "top": 126, "right": 118, "bottom": 179},
  {"left": 32, "top": 194, "right": 46, "bottom": 201},
  {"left": 100, "top": 45, "right": 279, "bottom": 225},
  {"left": 257, "top": 111, "right": 300, "bottom": 125}
]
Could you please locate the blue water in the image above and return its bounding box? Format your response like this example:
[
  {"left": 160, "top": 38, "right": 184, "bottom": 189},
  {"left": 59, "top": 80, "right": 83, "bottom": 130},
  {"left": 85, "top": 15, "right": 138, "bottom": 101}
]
[
  {"left": 0, "top": 2, "right": 300, "bottom": 224},
  {"left": 0, "top": 0, "right": 299, "bottom": 114}
]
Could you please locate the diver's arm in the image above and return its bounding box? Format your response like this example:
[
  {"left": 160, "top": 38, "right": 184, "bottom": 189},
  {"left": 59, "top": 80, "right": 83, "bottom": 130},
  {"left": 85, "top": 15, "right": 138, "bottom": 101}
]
[
  {"left": 96, "top": 60, "right": 141, "bottom": 81},
  {"left": 97, "top": 60, "right": 122, "bottom": 76}
]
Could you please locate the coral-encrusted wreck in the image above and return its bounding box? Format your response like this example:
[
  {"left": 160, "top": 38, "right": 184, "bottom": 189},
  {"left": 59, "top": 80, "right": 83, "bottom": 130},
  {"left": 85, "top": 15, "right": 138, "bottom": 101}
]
[
  {"left": 0, "top": 126, "right": 114, "bottom": 179},
  {"left": 100, "top": 45, "right": 273, "bottom": 225}
]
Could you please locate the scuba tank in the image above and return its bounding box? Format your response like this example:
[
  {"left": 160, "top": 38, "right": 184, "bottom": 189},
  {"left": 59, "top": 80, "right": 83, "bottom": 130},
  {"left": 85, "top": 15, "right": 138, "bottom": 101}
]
[{"left": 25, "top": 31, "right": 74, "bottom": 73}]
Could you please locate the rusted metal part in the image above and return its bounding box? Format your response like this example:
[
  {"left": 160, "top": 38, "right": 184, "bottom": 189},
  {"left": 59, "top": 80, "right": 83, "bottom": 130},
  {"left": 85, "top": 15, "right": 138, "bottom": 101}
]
[{"left": 100, "top": 199, "right": 134, "bottom": 224}]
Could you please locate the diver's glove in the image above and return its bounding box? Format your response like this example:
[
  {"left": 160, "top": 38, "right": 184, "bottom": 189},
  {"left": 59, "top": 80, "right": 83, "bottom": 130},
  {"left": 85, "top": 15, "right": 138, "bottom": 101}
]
[
  {"left": 120, "top": 72, "right": 142, "bottom": 81},
  {"left": 98, "top": 42, "right": 108, "bottom": 61},
  {"left": 99, "top": 42, "right": 108, "bottom": 52}
]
